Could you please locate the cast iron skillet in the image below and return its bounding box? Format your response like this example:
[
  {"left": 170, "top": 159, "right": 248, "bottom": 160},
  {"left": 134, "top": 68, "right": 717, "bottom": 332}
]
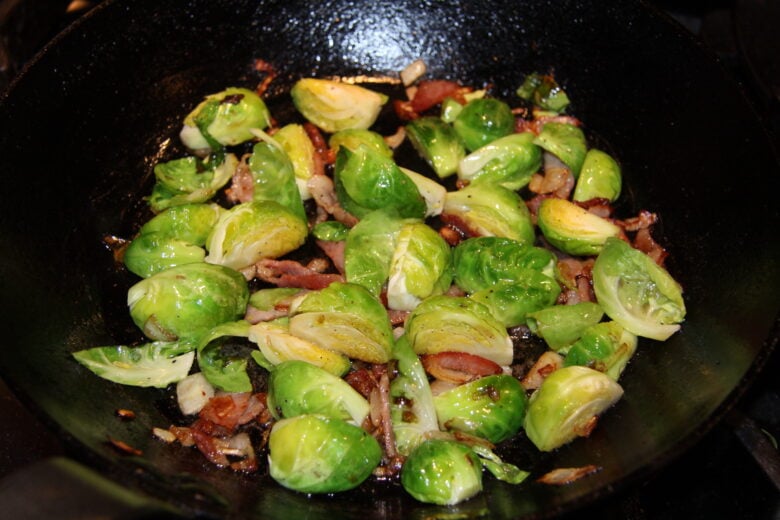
[{"left": 0, "top": 0, "right": 778, "bottom": 518}]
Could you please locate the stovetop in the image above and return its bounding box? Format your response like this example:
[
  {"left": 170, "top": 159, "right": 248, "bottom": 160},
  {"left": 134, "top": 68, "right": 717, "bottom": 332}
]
[{"left": 0, "top": 1, "right": 778, "bottom": 518}]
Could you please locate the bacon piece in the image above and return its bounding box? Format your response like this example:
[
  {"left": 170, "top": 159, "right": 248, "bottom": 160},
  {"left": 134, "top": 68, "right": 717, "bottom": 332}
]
[
  {"left": 316, "top": 239, "right": 346, "bottom": 274},
  {"left": 556, "top": 258, "right": 595, "bottom": 305},
  {"left": 244, "top": 305, "right": 289, "bottom": 324},
  {"left": 394, "top": 80, "right": 471, "bottom": 120},
  {"left": 225, "top": 154, "right": 254, "bottom": 203},
  {"left": 303, "top": 122, "right": 330, "bottom": 174},
  {"left": 387, "top": 309, "right": 410, "bottom": 326},
  {"left": 307, "top": 174, "right": 359, "bottom": 227},
  {"left": 633, "top": 227, "right": 668, "bottom": 267},
  {"left": 515, "top": 114, "right": 582, "bottom": 135},
  {"left": 576, "top": 197, "right": 614, "bottom": 218},
  {"left": 421, "top": 352, "right": 503, "bottom": 384},
  {"left": 520, "top": 351, "right": 564, "bottom": 390},
  {"left": 529, "top": 153, "right": 574, "bottom": 198},
  {"left": 538, "top": 465, "right": 601, "bottom": 485},
  {"left": 618, "top": 210, "right": 658, "bottom": 232},
  {"left": 198, "top": 393, "right": 266, "bottom": 432},
  {"left": 250, "top": 258, "right": 345, "bottom": 290},
  {"left": 253, "top": 58, "right": 277, "bottom": 97}
]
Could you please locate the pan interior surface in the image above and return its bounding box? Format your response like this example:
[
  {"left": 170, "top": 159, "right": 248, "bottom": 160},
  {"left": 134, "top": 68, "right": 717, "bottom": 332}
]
[{"left": 0, "top": 0, "right": 778, "bottom": 518}]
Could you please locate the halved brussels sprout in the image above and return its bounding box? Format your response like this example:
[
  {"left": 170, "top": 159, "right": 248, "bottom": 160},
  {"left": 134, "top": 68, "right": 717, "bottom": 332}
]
[
  {"left": 537, "top": 198, "right": 621, "bottom": 256},
  {"left": 405, "top": 116, "right": 466, "bottom": 178},
  {"left": 247, "top": 320, "right": 350, "bottom": 376},
  {"left": 288, "top": 282, "right": 394, "bottom": 364},
  {"left": 248, "top": 287, "right": 303, "bottom": 312},
  {"left": 401, "top": 439, "right": 483, "bottom": 505},
  {"left": 180, "top": 87, "right": 271, "bottom": 150},
  {"left": 400, "top": 167, "right": 447, "bottom": 217},
  {"left": 334, "top": 145, "right": 427, "bottom": 219},
  {"left": 387, "top": 222, "right": 453, "bottom": 311},
  {"left": 469, "top": 272, "right": 560, "bottom": 328},
  {"left": 533, "top": 122, "right": 587, "bottom": 176},
  {"left": 457, "top": 132, "right": 542, "bottom": 190},
  {"left": 247, "top": 139, "right": 306, "bottom": 221},
  {"left": 329, "top": 128, "right": 393, "bottom": 158},
  {"left": 138, "top": 203, "right": 223, "bottom": 244},
  {"left": 204, "top": 201, "right": 308, "bottom": 270},
  {"left": 443, "top": 183, "right": 535, "bottom": 244},
  {"left": 434, "top": 374, "right": 527, "bottom": 443},
  {"left": 268, "top": 124, "right": 317, "bottom": 201},
  {"left": 453, "top": 236, "right": 556, "bottom": 293},
  {"left": 564, "top": 321, "right": 638, "bottom": 380},
  {"left": 344, "top": 209, "right": 407, "bottom": 298},
  {"left": 592, "top": 237, "right": 686, "bottom": 341},
  {"left": 572, "top": 149, "right": 622, "bottom": 202},
  {"left": 405, "top": 295, "right": 513, "bottom": 366},
  {"left": 452, "top": 97, "right": 515, "bottom": 152},
  {"left": 524, "top": 365, "right": 624, "bottom": 452},
  {"left": 123, "top": 232, "right": 206, "bottom": 278},
  {"left": 291, "top": 78, "right": 388, "bottom": 133},
  {"left": 516, "top": 72, "right": 570, "bottom": 113},
  {"left": 147, "top": 154, "right": 238, "bottom": 212},
  {"left": 268, "top": 360, "right": 369, "bottom": 426},
  {"left": 196, "top": 320, "right": 253, "bottom": 393},
  {"left": 312, "top": 220, "right": 350, "bottom": 242},
  {"left": 526, "top": 302, "right": 605, "bottom": 351},
  {"left": 72, "top": 341, "right": 195, "bottom": 388},
  {"left": 268, "top": 414, "right": 382, "bottom": 494},
  {"left": 127, "top": 262, "right": 249, "bottom": 342}
]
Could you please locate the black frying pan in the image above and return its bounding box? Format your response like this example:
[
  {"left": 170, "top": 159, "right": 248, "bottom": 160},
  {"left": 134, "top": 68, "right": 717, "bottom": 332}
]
[{"left": 0, "top": 0, "right": 778, "bottom": 518}]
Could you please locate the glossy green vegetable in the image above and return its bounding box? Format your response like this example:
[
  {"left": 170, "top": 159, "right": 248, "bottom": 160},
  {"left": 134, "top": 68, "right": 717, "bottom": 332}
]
[
  {"left": 453, "top": 236, "right": 556, "bottom": 293},
  {"left": 344, "top": 209, "right": 407, "bottom": 297},
  {"left": 288, "top": 282, "right": 394, "bottom": 364},
  {"left": 592, "top": 237, "right": 686, "bottom": 341},
  {"left": 268, "top": 360, "right": 369, "bottom": 426},
  {"left": 443, "top": 183, "right": 535, "bottom": 244},
  {"left": 457, "top": 132, "right": 542, "bottom": 190},
  {"left": 334, "top": 145, "right": 427, "bottom": 219},
  {"left": 434, "top": 374, "right": 527, "bottom": 443},
  {"left": 524, "top": 365, "right": 624, "bottom": 452},
  {"left": 401, "top": 439, "right": 483, "bottom": 505},
  {"left": 180, "top": 87, "right": 271, "bottom": 150},
  {"left": 204, "top": 200, "right": 308, "bottom": 270},
  {"left": 516, "top": 72, "right": 570, "bottom": 113},
  {"left": 72, "top": 341, "right": 195, "bottom": 388},
  {"left": 572, "top": 149, "right": 622, "bottom": 202},
  {"left": 291, "top": 78, "right": 388, "bottom": 133},
  {"left": 329, "top": 128, "right": 393, "bottom": 158},
  {"left": 123, "top": 232, "right": 206, "bottom": 278},
  {"left": 311, "top": 220, "right": 350, "bottom": 241},
  {"left": 405, "top": 116, "right": 466, "bottom": 178},
  {"left": 127, "top": 262, "right": 249, "bottom": 342},
  {"left": 526, "top": 302, "right": 605, "bottom": 351},
  {"left": 387, "top": 222, "right": 453, "bottom": 311},
  {"left": 247, "top": 287, "right": 302, "bottom": 312},
  {"left": 246, "top": 139, "right": 306, "bottom": 221},
  {"left": 196, "top": 320, "right": 252, "bottom": 393},
  {"left": 273, "top": 123, "right": 317, "bottom": 200},
  {"left": 138, "top": 203, "right": 223, "bottom": 244},
  {"left": 564, "top": 321, "right": 638, "bottom": 380},
  {"left": 147, "top": 154, "right": 238, "bottom": 212},
  {"left": 268, "top": 414, "right": 382, "bottom": 493},
  {"left": 470, "top": 272, "right": 560, "bottom": 328},
  {"left": 537, "top": 198, "right": 622, "bottom": 256},
  {"left": 453, "top": 97, "right": 515, "bottom": 152},
  {"left": 399, "top": 167, "right": 447, "bottom": 217},
  {"left": 533, "top": 122, "right": 587, "bottom": 176},
  {"left": 405, "top": 295, "right": 513, "bottom": 366}
]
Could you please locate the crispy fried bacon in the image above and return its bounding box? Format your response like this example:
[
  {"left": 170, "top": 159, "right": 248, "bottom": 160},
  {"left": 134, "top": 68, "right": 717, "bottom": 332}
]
[
  {"left": 254, "top": 58, "right": 277, "bottom": 97},
  {"left": 529, "top": 153, "right": 575, "bottom": 198},
  {"left": 520, "top": 351, "right": 564, "bottom": 391},
  {"left": 307, "top": 174, "right": 360, "bottom": 227},
  {"left": 225, "top": 153, "right": 255, "bottom": 204},
  {"left": 537, "top": 465, "right": 601, "bottom": 485},
  {"left": 199, "top": 392, "right": 267, "bottom": 431},
  {"left": 556, "top": 258, "right": 596, "bottom": 305},
  {"left": 421, "top": 352, "right": 503, "bottom": 384},
  {"left": 394, "top": 80, "right": 471, "bottom": 120},
  {"left": 245, "top": 258, "right": 345, "bottom": 290}
]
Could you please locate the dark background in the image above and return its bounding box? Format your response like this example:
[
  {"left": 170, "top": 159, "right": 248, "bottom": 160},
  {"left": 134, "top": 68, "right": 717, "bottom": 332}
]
[{"left": 0, "top": 1, "right": 777, "bottom": 518}]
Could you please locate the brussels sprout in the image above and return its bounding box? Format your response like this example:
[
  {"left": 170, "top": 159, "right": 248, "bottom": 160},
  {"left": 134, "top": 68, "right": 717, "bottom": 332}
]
[
  {"left": 399, "top": 167, "right": 447, "bottom": 217},
  {"left": 516, "top": 72, "right": 570, "bottom": 113},
  {"left": 72, "top": 341, "right": 195, "bottom": 388},
  {"left": 334, "top": 145, "right": 427, "bottom": 219},
  {"left": 246, "top": 139, "right": 306, "bottom": 221},
  {"left": 127, "top": 262, "right": 249, "bottom": 342},
  {"left": 387, "top": 222, "right": 453, "bottom": 311},
  {"left": 147, "top": 154, "right": 238, "bottom": 212},
  {"left": 344, "top": 209, "right": 407, "bottom": 297},
  {"left": 526, "top": 302, "right": 605, "bottom": 351},
  {"left": 592, "top": 237, "right": 686, "bottom": 341},
  {"left": 405, "top": 295, "right": 513, "bottom": 366},
  {"left": 537, "top": 198, "right": 621, "bottom": 256},
  {"left": 196, "top": 320, "right": 253, "bottom": 393},
  {"left": 390, "top": 335, "right": 440, "bottom": 455},
  {"left": 138, "top": 203, "right": 223, "bottom": 244},
  {"left": 288, "top": 282, "right": 394, "bottom": 364},
  {"left": 204, "top": 201, "right": 308, "bottom": 270},
  {"left": 470, "top": 272, "right": 561, "bottom": 328},
  {"left": 443, "top": 183, "right": 535, "bottom": 244},
  {"left": 312, "top": 220, "right": 350, "bottom": 242},
  {"left": 572, "top": 149, "right": 622, "bottom": 202},
  {"left": 434, "top": 374, "right": 528, "bottom": 443},
  {"left": 248, "top": 320, "right": 350, "bottom": 376},
  {"left": 123, "top": 232, "right": 206, "bottom": 278},
  {"left": 524, "top": 365, "right": 624, "bottom": 452},
  {"left": 532, "top": 122, "right": 587, "bottom": 176},
  {"left": 405, "top": 116, "right": 466, "bottom": 178},
  {"left": 457, "top": 132, "right": 542, "bottom": 190},
  {"left": 564, "top": 321, "right": 638, "bottom": 380},
  {"left": 401, "top": 439, "right": 483, "bottom": 505},
  {"left": 470, "top": 444, "right": 530, "bottom": 485},
  {"left": 273, "top": 124, "right": 317, "bottom": 200},
  {"left": 453, "top": 236, "right": 556, "bottom": 293},
  {"left": 268, "top": 360, "right": 369, "bottom": 426},
  {"left": 329, "top": 128, "right": 393, "bottom": 158},
  {"left": 440, "top": 96, "right": 464, "bottom": 123},
  {"left": 291, "top": 78, "right": 388, "bottom": 133},
  {"left": 452, "top": 98, "right": 515, "bottom": 152},
  {"left": 268, "top": 414, "right": 382, "bottom": 494},
  {"left": 248, "top": 287, "right": 303, "bottom": 312},
  {"left": 180, "top": 87, "right": 270, "bottom": 150}
]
